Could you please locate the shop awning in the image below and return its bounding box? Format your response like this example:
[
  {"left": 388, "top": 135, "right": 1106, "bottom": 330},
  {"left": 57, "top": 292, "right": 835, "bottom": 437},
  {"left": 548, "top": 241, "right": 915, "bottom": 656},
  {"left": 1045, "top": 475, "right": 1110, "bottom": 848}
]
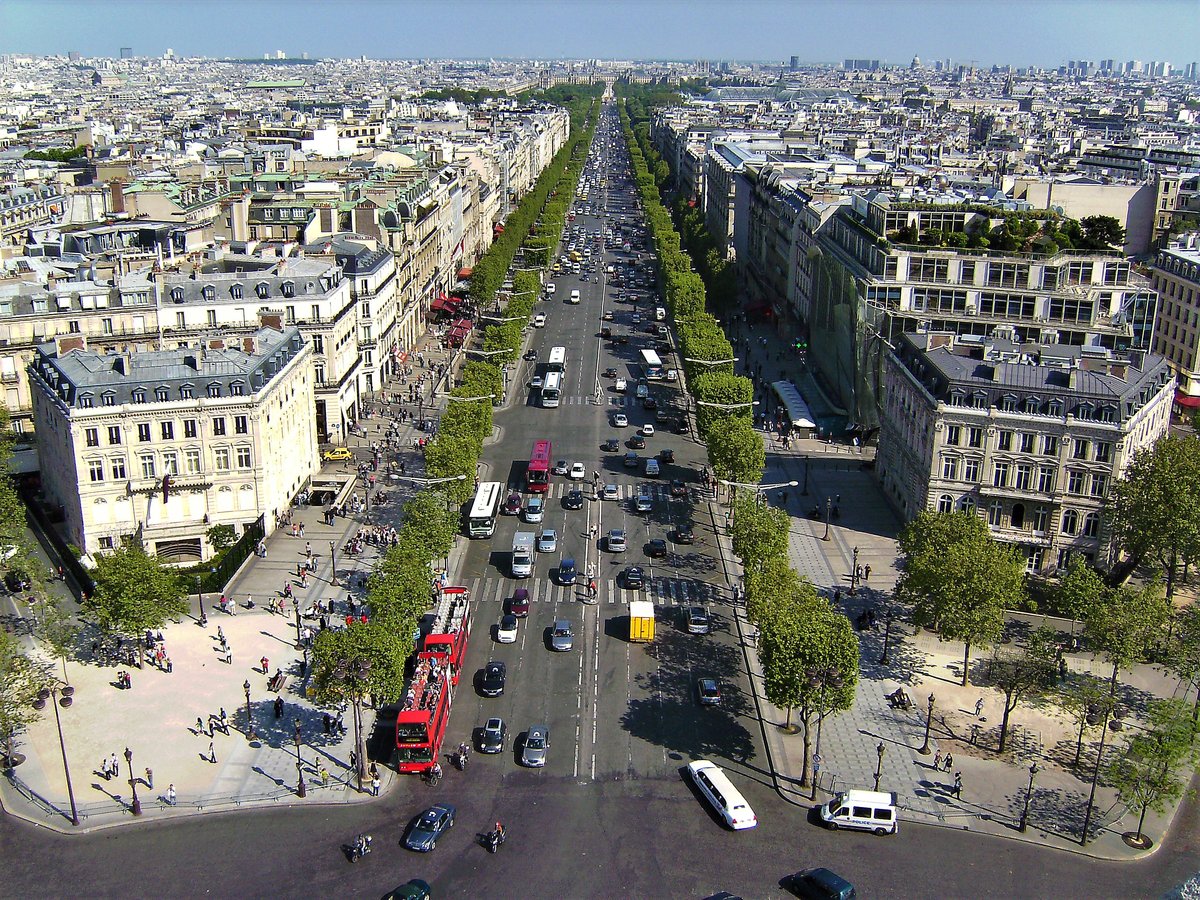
[
  {"left": 771, "top": 380, "right": 817, "bottom": 429},
  {"left": 457, "top": 267, "right": 473, "bottom": 280},
  {"left": 1175, "top": 390, "right": 1200, "bottom": 408}
]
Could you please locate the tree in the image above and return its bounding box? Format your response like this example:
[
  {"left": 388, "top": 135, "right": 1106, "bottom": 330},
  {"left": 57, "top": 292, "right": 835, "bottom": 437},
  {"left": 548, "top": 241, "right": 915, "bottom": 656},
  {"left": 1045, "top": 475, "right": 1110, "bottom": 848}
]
[
  {"left": 0, "top": 630, "right": 49, "bottom": 767},
  {"left": 759, "top": 587, "right": 859, "bottom": 787},
  {"left": 743, "top": 555, "right": 804, "bottom": 627},
  {"left": 1058, "top": 674, "right": 1111, "bottom": 768},
  {"left": 896, "top": 511, "right": 1026, "bottom": 686},
  {"left": 730, "top": 492, "right": 789, "bottom": 573},
  {"left": 399, "top": 492, "right": 458, "bottom": 562},
  {"left": 1054, "top": 556, "right": 1107, "bottom": 629},
  {"left": 206, "top": 524, "right": 237, "bottom": 554},
  {"left": 1107, "top": 698, "right": 1200, "bottom": 845},
  {"left": 1108, "top": 435, "right": 1200, "bottom": 600},
  {"left": 986, "top": 625, "right": 1057, "bottom": 751},
  {"left": 705, "top": 417, "right": 765, "bottom": 487},
  {"left": 35, "top": 598, "right": 80, "bottom": 682},
  {"left": 1080, "top": 215, "right": 1126, "bottom": 250},
  {"left": 83, "top": 541, "right": 188, "bottom": 636},
  {"left": 1082, "top": 580, "right": 1169, "bottom": 697},
  {"left": 1163, "top": 605, "right": 1200, "bottom": 727},
  {"left": 421, "top": 436, "right": 477, "bottom": 505}
]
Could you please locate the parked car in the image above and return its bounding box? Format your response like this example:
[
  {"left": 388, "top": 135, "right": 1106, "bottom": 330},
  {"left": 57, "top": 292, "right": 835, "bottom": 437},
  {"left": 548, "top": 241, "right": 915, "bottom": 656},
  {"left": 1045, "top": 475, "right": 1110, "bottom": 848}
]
[
  {"left": 403, "top": 803, "right": 456, "bottom": 852},
  {"left": 322, "top": 446, "right": 353, "bottom": 461}
]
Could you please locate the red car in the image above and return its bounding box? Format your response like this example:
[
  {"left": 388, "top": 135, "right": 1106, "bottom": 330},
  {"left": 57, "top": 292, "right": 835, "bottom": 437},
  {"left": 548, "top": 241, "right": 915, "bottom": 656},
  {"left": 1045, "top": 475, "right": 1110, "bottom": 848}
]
[{"left": 507, "top": 589, "right": 530, "bottom": 617}]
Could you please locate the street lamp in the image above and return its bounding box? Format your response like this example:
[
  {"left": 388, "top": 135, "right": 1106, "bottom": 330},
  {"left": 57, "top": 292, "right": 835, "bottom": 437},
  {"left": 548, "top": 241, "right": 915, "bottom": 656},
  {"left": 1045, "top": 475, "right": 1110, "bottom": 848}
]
[
  {"left": 194, "top": 574, "right": 207, "bottom": 627},
  {"left": 850, "top": 546, "right": 860, "bottom": 592},
  {"left": 123, "top": 746, "right": 142, "bottom": 816},
  {"left": 329, "top": 540, "right": 338, "bottom": 587},
  {"left": 683, "top": 356, "right": 738, "bottom": 368},
  {"left": 879, "top": 609, "right": 894, "bottom": 665},
  {"left": 695, "top": 399, "right": 759, "bottom": 410},
  {"left": 334, "top": 658, "right": 372, "bottom": 792},
  {"left": 462, "top": 348, "right": 511, "bottom": 359},
  {"left": 293, "top": 717, "right": 307, "bottom": 798},
  {"left": 1019, "top": 761, "right": 1039, "bottom": 832},
  {"left": 294, "top": 594, "right": 304, "bottom": 650},
  {"left": 806, "top": 664, "right": 845, "bottom": 796},
  {"left": 919, "top": 693, "right": 935, "bottom": 755},
  {"left": 399, "top": 474, "right": 468, "bottom": 488},
  {"left": 478, "top": 314, "right": 525, "bottom": 324},
  {"left": 822, "top": 496, "right": 832, "bottom": 541},
  {"left": 32, "top": 683, "right": 79, "bottom": 826},
  {"left": 874, "top": 741, "right": 886, "bottom": 791},
  {"left": 243, "top": 679, "right": 255, "bottom": 742},
  {"left": 446, "top": 393, "right": 495, "bottom": 404},
  {"left": 716, "top": 478, "right": 798, "bottom": 508}
]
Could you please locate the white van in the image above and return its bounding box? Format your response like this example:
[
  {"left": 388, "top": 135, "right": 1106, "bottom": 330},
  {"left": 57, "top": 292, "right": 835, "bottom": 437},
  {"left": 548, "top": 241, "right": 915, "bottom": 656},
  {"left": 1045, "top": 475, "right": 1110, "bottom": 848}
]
[
  {"left": 686, "top": 759, "right": 757, "bottom": 830},
  {"left": 569, "top": 289, "right": 581, "bottom": 304},
  {"left": 644, "top": 458, "right": 660, "bottom": 478},
  {"left": 819, "top": 789, "right": 898, "bottom": 835},
  {"left": 655, "top": 306, "right": 667, "bottom": 321}
]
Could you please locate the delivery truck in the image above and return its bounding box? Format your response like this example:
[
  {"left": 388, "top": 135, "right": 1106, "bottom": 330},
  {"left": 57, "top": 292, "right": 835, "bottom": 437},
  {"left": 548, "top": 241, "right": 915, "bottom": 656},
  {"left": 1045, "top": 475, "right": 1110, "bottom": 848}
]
[
  {"left": 511, "top": 532, "right": 535, "bottom": 578},
  {"left": 629, "top": 600, "right": 655, "bottom": 642}
]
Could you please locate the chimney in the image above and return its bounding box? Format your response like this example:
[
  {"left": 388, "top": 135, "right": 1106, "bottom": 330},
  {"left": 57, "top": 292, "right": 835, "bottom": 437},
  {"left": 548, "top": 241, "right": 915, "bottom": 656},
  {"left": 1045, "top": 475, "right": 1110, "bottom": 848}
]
[
  {"left": 258, "top": 311, "right": 283, "bottom": 331},
  {"left": 927, "top": 332, "right": 954, "bottom": 351},
  {"left": 183, "top": 353, "right": 200, "bottom": 370},
  {"left": 1108, "top": 363, "right": 1128, "bottom": 380},
  {"left": 110, "top": 179, "right": 125, "bottom": 214},
  {"left": 55, "top": 335, "right": 87, "bottom": 355},
  {"left": 242, "top": 336, "right": 258, "bottom": 354}
]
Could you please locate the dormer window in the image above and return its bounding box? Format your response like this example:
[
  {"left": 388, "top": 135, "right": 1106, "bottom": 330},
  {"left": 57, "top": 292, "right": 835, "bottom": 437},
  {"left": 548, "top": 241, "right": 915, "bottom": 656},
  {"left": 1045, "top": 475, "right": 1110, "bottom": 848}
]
[
  {"left": 230, "top": 284, "right": 243, "bottom": 299},
  {"left": 255, "top": 282, "right": 270, "bottom": 299},
  {"left": 155, "top": 386, "right": 169, "bottom": 402},
  {"left": 180, "top": 385, "right": 194, "bottom": 399},
  {"left": 1000, "top": 394, "right": 1019, "bottom": 413},
  {"left": 170, "top": 288, "right": 185, "bottom": 303},
  {"left": 78, "top": 394, "right": 93, "bottom": 408},
  {"left": 202, "top": 285, "right": 215, "bottom": 301},
  {"left": 281, "top": 281, "right": 295, "bottom": 298},
  {"left": 972, "top": 391, "right": 988, "bottom": 409},
  {"left": 230, "top": 381, "right": 244, "bottom": 396},
  {"left": 207, "top": 383, "right": 222, "bottom": 398},
  {"left": 1023, "top": 396, "right": 1040, "bottom": 415},
  {"left": 101, "top": 392, "right": 116, "bottom": 407},
  {"left": 132, "top": 389, "right": 146, "bottom": 404},
  {"left": 1047, "top": 399, "right": 1064, "bottom": 416}
]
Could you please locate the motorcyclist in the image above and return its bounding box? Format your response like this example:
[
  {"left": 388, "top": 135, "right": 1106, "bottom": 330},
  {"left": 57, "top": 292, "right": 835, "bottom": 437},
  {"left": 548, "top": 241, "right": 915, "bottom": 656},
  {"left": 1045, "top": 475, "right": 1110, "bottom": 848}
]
[
  {"left": 458, "top": 742, "right": 470, "bottom": 766},
  {"left": 429, "top": 761, "right": 442, "bottom": 783}
]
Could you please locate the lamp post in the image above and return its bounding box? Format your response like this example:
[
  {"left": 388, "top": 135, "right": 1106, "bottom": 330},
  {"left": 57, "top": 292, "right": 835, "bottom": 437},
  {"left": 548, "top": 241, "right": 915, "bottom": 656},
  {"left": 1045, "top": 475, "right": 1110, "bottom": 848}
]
[
  {"left": 851, "top": 546, "right": 860, "bottom": 592},
  {"left": 874, "top": 741, "right": 886, "bottom": 791},
  {"left": 194, "top": 574, "right": 207, "bottom": 626},
  {"left": 822, "top": 496, "right": 832, "bottom": 541},
  {"left": 124, "top": 746, "right": 141, "bottom": 815},
  {"left": 32, "top": 683, "right": 79, "bottom": 826},
  {"left": 806, "top": 664, "right": 845, "bottom": 796},
  {"left": 919, "top": 693, "right": 935, "bottom": 755},
  {"left": 1019, "top": 761, "right": 1039, "bottom": 832},
  {"left": 802, "top": 454, "right": 810, "bottom": 495},
  {"left": 293, "top": 594, "right": 304, "bottom": 650},
  {"left": 334, "top": 658, "right": 371, "bottom": 792},
  {"left": 879, "top": 610, "right": 894, "bottom": 665},
  {"left": 293, "top": 717, "right": 307, "bottom": 798},
  {"left": 716, "top": 478, "right": 797, "bottom": 510},
  {"left": 243, "top": 679, "right": 255, "bottom": 742},
  {"left": 329, "top": 539, "right": 338, "bottom": 587}
]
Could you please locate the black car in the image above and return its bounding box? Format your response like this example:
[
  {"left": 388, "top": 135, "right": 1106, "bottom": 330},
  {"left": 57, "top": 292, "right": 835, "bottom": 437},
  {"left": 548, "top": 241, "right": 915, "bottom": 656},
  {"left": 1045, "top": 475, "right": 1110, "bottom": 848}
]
[
  {"left": 403, "top": 803, "right": 456, "bottom": 852},
  {"left": 646, "top": 538, "right": 668, "bottom": 558},
  {"left": 642, "top": 396, "right": 657, "bottom": 410},
  {"left": 522, "top": 350, "right": 538, "bottom": 361},
  {"left": 564, "top": 489, "right": 585, "bottom": 510},
  {"left": 675, "top": 524, "right": 694, "bottom": 544},
  {"left": 602, "top": 438, "right": 620, "bottom": 452},
  {"left": 480, "top": 660, "right": 507, "bottom": 697},
  {"left": 623, "top": 566, "right": 645, "bottom": 590},
  {"left": 659, "top": 448, "right": 674, "bottom": 464},
  {"left": 628, "top": 434, "right": 646, "bottom": 449},
  {"left": 670, "top": 479, "right": 688, "bottom": 498},
  {"left": 479, "top": 717, "right": 507, "bottom": 754},
  {"left": 603, "top": 367, "right": 617, "bottom": 377},
  {"left": 787, "top": 867, "right": 857, "bottom": 900}
]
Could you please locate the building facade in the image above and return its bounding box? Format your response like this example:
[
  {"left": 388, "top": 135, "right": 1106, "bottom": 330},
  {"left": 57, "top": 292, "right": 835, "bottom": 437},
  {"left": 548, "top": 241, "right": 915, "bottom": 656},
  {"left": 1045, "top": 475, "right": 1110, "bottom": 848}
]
[
  {"left": 29, "top": 325, "right": 317, "bottom": 562},
  {"left": 877, "top": 331, "right": 1174, "bottom": 573},
  {"left": 1149, "top": 232, "right": 1200, "bottom": 401}
]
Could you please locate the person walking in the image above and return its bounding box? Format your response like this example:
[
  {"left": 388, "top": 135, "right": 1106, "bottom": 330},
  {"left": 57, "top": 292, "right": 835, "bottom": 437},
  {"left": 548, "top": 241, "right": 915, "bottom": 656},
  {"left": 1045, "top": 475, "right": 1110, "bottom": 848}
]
[
  {"left": 933, "top": 750, "right": 942, "bottom": 771},
  {"left": 319, "top": 766, "right": 330, "bottom": 787},
  {"left": 109, "top": 753, "right": 119, "bottom": 780},
  {"left": 371, "top": 775, "right": 380, "bottom": 797},
  {"left": 952, "top": 772, "right": 962, "bottom": 799},
  {"left": 943, "top": 752, "right": 953, "bottom": 772},
  {"left": 864, "top": 564, "right": 872, "bottom": 581},
  {"left": 208, "top": 742, "right": 217, "bottom": 764},
  {"left": 974, "top": 697, "right": 985, "bottom": 718},
  {"left": 165, "top": 783, "right": 177, "bottom": 806}
]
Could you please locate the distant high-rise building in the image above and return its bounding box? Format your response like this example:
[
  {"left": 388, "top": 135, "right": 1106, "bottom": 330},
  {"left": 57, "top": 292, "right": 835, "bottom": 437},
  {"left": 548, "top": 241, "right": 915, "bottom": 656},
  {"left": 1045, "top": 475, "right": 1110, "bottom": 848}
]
[
  {"left": 68, "top": 51, "right": 80, "bottom": 62},
  {"left": 119, "top": 47, "right": 132, "bottom": 59},
  {"left": 789, "top": 55, "right": 799, "bottom": 71},
  {"left": 843, "top": 58, "right": 880, "bottom": 71}
]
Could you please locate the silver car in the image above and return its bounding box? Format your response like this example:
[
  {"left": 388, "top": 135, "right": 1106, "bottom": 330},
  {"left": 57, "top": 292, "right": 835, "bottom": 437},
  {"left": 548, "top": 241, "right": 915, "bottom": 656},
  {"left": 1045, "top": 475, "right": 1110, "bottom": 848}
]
[
  {"left": 521, "top": 724, "right": 550, "bottom": 767},
  {"left": 550, "top": 619, "right": 573, "bottom": 651}
]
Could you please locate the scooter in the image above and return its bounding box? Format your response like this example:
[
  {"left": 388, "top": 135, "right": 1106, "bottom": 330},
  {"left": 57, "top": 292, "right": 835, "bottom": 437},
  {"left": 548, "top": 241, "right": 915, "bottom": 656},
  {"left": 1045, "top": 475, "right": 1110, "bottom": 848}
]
[
  {"left": 424, "top": 764, "right": 442, "bottom": 787},
  {"left": 486, "top": 829, "right": 506, "bottom": 854},
  {"left": 348, "top": 833, "right": 372, "bottom": 862},
  {"left": 455, "top": 745, "right": 469, "bottom": 771}
]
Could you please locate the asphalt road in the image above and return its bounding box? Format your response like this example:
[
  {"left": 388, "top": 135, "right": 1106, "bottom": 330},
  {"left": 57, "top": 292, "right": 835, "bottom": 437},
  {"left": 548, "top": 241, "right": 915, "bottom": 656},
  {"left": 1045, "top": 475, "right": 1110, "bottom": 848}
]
[{"left": 2, "top": 103, "right": 1196, "bottom": 900}]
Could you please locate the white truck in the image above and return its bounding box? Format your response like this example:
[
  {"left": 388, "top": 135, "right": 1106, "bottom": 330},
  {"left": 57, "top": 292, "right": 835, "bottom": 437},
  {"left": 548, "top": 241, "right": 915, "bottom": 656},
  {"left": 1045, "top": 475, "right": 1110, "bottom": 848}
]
[{"left": 511, "top": 532, "right": 535, "bottom": 578}]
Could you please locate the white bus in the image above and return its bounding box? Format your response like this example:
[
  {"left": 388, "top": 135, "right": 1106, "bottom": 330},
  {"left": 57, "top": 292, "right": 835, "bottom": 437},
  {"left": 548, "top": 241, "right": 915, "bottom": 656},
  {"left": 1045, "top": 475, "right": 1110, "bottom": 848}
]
[
  {"left": 466, "top": 481, "right": 503, "bottom": 538},
  {"left": 639, "top": 349, "right": 664, "bottom": 380},
  {"left": 547, "top": 346, "right": 567, "bottom": 373},
  {"left": 541, "top": 371, "right": 563, "bottom": 408}
]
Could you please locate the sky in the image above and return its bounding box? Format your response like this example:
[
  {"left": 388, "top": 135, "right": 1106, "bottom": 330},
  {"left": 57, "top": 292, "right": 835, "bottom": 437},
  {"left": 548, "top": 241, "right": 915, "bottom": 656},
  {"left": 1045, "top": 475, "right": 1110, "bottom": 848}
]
[{"left": 2, "top": 0, "right": 1199, "bottom": 68}]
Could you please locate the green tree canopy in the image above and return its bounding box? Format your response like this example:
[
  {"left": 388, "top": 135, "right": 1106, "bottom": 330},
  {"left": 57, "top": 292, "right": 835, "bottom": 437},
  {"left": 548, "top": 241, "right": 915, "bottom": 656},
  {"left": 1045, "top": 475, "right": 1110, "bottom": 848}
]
[
  {"left": 83, "top": 541, "right": 189, "bottom": 635},
  {"left": 1080, "top": 215, "right": 1126, "bottom": 250},
  {"left": 730, "top": 492, "right": 789, "bottom": 573},
  {"left": 0, "top": 629, "right": 50, "bottom": 767},
  {"left": 705, "top": 416, "right": 765, "bottom": 487},
  {"left": 421, "top": 436, "right": 477, "bottom": 504},
  {"left": 986, "top": 624, "right": 1057, "bottom": 751},
  {"left": 1082, "top": 580, "right": 1169, "bottom": 696},
  {"left": 310, "top": 622, "right": 411, "bottom": 707},
  {"left": 400, "top": 492, "right": 458, "bottom": 562}
]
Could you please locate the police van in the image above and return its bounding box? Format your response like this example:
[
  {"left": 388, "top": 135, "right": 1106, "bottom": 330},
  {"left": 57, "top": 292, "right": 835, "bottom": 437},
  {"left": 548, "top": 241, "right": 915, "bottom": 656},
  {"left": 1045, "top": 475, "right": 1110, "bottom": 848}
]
[{"left": 819, "top": 789, "right": 898, "bottom": 835}]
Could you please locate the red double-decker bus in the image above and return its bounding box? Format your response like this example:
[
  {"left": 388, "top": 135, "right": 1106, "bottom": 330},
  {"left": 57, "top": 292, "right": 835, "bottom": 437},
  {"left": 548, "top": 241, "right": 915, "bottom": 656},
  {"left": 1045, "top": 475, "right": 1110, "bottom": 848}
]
[
  {"left": 527, "top": 439, "right": 552, "bottom": 494},
  {"left": 395, "top": 585, "right": 471, "bottom": 773}
]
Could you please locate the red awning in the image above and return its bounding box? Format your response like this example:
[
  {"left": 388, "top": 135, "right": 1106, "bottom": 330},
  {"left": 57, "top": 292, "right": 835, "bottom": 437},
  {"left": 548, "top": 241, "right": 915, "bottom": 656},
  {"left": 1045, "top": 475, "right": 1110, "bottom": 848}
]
[
  {"left": 457, "top": 267, "right": 473, "bottom": 280},
  {"left": 453, "top": 318, "right": 473, "bottom": 331},
  {"left": 430, "top": 297, "right": 452, "bottom": 312},
  {"left": 1175, "top": 391, "right": 1200, "bottom": 408}
]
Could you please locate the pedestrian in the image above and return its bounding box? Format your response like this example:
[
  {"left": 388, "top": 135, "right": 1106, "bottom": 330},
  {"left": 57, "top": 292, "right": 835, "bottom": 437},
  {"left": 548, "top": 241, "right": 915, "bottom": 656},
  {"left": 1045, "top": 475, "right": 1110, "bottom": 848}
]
[
  {"left": 933, "top": 750, "right": 942, "bottom": 770},
  {"left": 974, "top": 697, "right": 985, "bottom": 718},
  {"left": 145, "top": 768, "right": 153, "bottom": 789},
  {"left": 274, "top": 697, "right": 284, "bottom": 719},
  {"left": 110, "top": 753, "right": 119, "bottom": 780},
  {"left": 208, "top": 741, "right": 216, "bottom": 764},
  {"left": 371, "top": 775, "right": 380, "bottom": 796},
  {"left": 864, "top": 564, "right": 871, "bottom": 581},
  {"left": 319, "top": 766, "right": 330, "bottom": 787},
  {"left": 225, "top": 647, "right": 232, "bottom": 665},
  {"left": 943, "top": 752, "right": 953, "bottom": 772},
  {"left": 953, "top": 772, "right": 962, "bottom": 798},
  {"left": 196, "top": 716, "right": 206, "bottom": 736},
  {"left": 165, "top": 656, "right": 173, "bottom": 673},
  {"left": 166, "top": 783, "right": 177, "bottom": 806},
  {"left": 219, "top": 708, "right": 229, "bottom": 732},
  {"left": 261, "top": 656, "right": 269, "bottom": 674},
  {"left": 350, "top": 750, "right": 358, "bottom": 772},
  {"left": 101, "top": 757, "right": 111, "bottom": 780},
  {"left": 323, "top": 713, "right": 332, "bottom": 735},
  {"left": 217, "top": 625, "right": 225, "bottom": 645}
]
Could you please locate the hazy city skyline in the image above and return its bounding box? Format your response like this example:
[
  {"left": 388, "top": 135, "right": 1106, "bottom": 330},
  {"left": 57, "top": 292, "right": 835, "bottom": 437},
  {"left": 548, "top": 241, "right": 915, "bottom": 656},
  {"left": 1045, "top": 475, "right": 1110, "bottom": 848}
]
[{"left": 4, "top": 0, "right": 1199, "bottom": 68}]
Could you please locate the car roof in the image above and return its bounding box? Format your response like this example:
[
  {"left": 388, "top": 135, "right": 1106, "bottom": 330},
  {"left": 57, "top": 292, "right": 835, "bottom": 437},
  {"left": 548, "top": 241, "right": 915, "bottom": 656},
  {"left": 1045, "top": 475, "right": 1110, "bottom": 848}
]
[{"left": 485, "top": 717, "right": 503, "bottom": 728}]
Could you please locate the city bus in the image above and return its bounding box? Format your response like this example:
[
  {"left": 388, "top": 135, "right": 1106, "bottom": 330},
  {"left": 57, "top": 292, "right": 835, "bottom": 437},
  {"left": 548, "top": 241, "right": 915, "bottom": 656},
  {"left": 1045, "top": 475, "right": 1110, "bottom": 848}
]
[
  {"left": 541, "top": 371, "right": 563, "bottom": 408},
  {"left": 640, "top": 349, "right": 664, "bottom": 380},
  {"left": 465, "top": 480, "right": 503, "bottom": 538},
  {"left": 395, "top": 586, "right": 471, "bottom": 774},
  {"left": 527, "top": 439, "right": 552, "bottom": 493},
  {"left": 547, "top": 346, "right": 567, "bottom": 374}
]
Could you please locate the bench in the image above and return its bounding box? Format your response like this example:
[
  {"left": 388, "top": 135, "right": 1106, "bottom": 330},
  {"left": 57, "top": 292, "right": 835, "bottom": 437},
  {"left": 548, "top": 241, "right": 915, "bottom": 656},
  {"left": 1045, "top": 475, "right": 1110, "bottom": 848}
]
[{"left": 268, "top": 672, "right": 288, "bottom": 693}]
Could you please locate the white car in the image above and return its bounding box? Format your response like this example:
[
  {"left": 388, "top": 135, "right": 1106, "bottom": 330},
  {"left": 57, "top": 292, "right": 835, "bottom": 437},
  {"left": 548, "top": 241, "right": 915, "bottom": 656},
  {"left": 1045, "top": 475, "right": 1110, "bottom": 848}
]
[
  {"left": 641, "top": 424, "right": 655, "bottom": 437},
  {"left": 553, "top": 460, "right": 569, "bottom": 475},
  {"left": 614, "top": 378, "right": 628, "bottom": 393},
  {"left": 666, "top": 369, "right": 679, "bottom": 382},
  {"left": 602, "top": 483, "right": 620, "bottom": 501},
  {"left": 537, "top": 529, "right": 558, "bottom": 553},
  {"left": 613, "top": 413, "right": 628, "bottom": 427},
  {"left": 496, "top": 614, "right": 518, "bottom": 644},
  {"left": 533, "top": 313, "right": 547, "bottom": 328},
  {"left": 569, "top": 462, "right": 586, "bottom": 480},
  {"left": 570, "top": 290, "right": 581, "bottom": 304},
  {"left": 546, "top": 283, "right": 556, "bottom": 295}
]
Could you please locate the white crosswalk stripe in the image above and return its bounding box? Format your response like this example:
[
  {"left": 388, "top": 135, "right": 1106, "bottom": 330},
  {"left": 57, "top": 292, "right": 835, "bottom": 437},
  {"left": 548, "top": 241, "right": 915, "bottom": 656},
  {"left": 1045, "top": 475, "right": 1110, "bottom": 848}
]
[{"left": 459, "top": 574, "right": 716, "bottom": 608}]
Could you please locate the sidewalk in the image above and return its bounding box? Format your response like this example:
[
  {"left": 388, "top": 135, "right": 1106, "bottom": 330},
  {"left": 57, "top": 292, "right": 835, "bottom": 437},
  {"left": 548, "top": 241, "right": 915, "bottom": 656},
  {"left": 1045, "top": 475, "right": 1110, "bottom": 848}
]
[
  {"left": 0, "top": 331, "right": 459, "bottom": 834},
  {"left": 705, "top": 316, "right": 1180, "bottom": 859}
]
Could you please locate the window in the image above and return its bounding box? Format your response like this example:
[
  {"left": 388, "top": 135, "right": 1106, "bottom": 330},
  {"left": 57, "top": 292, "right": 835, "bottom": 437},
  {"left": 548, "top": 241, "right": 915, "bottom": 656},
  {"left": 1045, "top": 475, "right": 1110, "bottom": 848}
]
[
  {"left": 85, "top": 427, "right": 99, "bottom": 447},
  {"left": 988, "top": 501, "right": 1004, "bottom": 527},
  {"left": 185, "top": 448, "right": 201, "bottom": 474},
  {"left": 998, "top": 430, "right": 1013, "bottom": 451},
  {"left": 281, "top": 281, "right": 295, "bottom": 298},
  {"left": 107, "top": 426, "right": 122, "bottom": 445},
  {"left": 312, "top": 335, "right": 324, "bottom": 355},
  {"left": 170, "top": 288, "right": 185, "bottom": 303},
  {"left": 1062, "top": 509, "right": 1079, "bottom": 535},
  {"left": 964, "top": 459, "right": 981, "bottom": 482},
  {"left": 937, "top": 494, "right": 954, "bottom": 513},
  {"left": 1095, "top": 442, "right": 1113, "bottom": 463},
  {"left": 1043, "top": 435, "right": 1059, "bottom": 456},
  {"left": 140, "top": 454, "right": 156, "bottom": 479},
  {"left": 236, "top": 446, "right": 252, "bottom": 468},
  {"left": 1091, "top": 473, "right": 1109, "bottom": 497},
  {"left": 311, "top": 304, "right": 321, "bottom": 322},
  {"left": 161, "top": 421, "right": 174, "bottom": 440},
  {"left": 88, "top": 459, "right": 104, "bottom": 482},
  {"left": 230, "top": 382, "right": 244, "bottom": 397},
  {"left": 156, "top": 387, "right": 170, "bottom": 402},
  {"left": 69, "top": 320, "right": 81, "bottom": 334},
  {"left": 162, "top": 451, "right": 179, "bottom": 476},
  {"left": 234, "top": 415, "right": 248, "bottom": 434},
  {"left": 967, "top": 427, "right": 984, "bottom": 448},
  {"left": 1082, "top": 513, "right": 1100, "bottom": 538},
  {"left": 202, "top": 286, "right": 215, "bottom": 301},
  {"left": 1020, "top": 432, "right": 1036, "bottom": 454},
  {"left": 212, "top": 417, "right": 226, "bottom": 436},
  {"left": 1014, "top": 464, "right": 1033, "bottom": 491},
  {"left": 207, "top": 310, "right": 217, "bottom": 327},
  {"left": 184, "top": 419, "right": 197, "bottom": 439},
  {"left": 230, "top": 284, "right": 243, "bottom": 300},
  {"left": 1033, "top": 506, "right": 1049, "bottom": 532},
  {"left": 1072, "top": 439, "right": 1090, "bottom": 460},
  {"left": 207, "top": 384, "right": 221, "bottom": 399},
  {"left": 1066, "top": 470, "right": 1086, "bottom": 495},
  {"left": 941, "top": 456, "right": 959, "bottom": 480},
  {"left": 101, "top": 393, "right": 116, "bottom": 407},
  {"left": 110, "top": 457, "right": 126, "bottom": 479},
  {"left": 132, "top": 389, "right": 146, "bottom": 404},
  {"left": 180, "top": 385, "right": 193, "bottom": 399},
  {"left": 993, "top": 461, "right": 1010, "bottom": 487},
  {"left": 137, "top": 423, "right": 151, "bottom": 442},
  {"left": 214, "top": 448, "right": 231, "bottom": 471},
  {"left": 1037, "top": 467, "right": 1056, "bottom": 492},
  {"left": 1011, "top": 503, "right": 1026, "bottom": 529},
  {"left": 99, "top": 536, "right": 114, "bottom": 550},
  {"left": 960, "top": 495, "right": 977, "bottom": 514},
  {"left": 256, "top": 283, "right": 270, "bottom": 299},
  {"left": 176, "top": 311, "right": 186, "bottom": 328},
  {"left": 78, "top": 396, "right": 93, "bottom": 409}
]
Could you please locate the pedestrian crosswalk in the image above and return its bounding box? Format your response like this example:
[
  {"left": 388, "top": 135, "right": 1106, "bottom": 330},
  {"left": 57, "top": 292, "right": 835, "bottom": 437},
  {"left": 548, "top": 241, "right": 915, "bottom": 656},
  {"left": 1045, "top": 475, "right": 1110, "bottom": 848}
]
[
  {"left": 554, "top": 394, "right": 663, "bottom": 407},
  {"left": 532, "top": 481, "right": 684, "bottom": 500},
  {"left": 457, "top": 574, "right": 723, "bottom": 608}
]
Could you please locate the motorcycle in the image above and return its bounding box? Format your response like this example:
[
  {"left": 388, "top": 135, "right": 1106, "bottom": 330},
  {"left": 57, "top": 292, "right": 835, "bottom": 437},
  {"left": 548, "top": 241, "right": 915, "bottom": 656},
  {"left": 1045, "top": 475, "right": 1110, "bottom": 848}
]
[
  {"left": 455, "top": 745, "right": 469, "bottom": 771},
  {"left": 348, "top": 833, "right": 372, "bottom": 862},
  {"left": 485, "top": 828, "right": 506, "bottom": 854},
  {"left": 424, "top": 764, "right": 442, "bottom": 787}
]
